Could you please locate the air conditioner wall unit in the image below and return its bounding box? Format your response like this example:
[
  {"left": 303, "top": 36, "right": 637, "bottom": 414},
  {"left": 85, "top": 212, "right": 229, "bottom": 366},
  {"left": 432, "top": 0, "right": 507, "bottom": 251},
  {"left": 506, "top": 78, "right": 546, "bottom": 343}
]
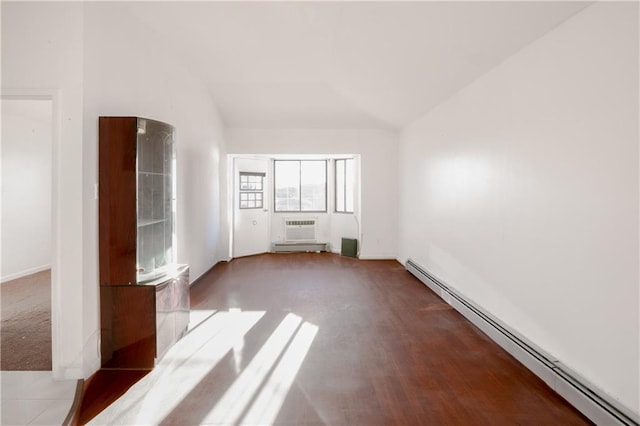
[{"left": 284, "top": 218, "right": 317, "bottom": 242}]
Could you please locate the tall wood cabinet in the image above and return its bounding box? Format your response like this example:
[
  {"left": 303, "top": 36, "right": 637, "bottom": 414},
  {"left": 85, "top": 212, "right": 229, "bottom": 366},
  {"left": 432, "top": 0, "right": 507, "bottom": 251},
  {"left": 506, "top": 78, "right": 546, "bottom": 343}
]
[{"left": 99, "top": 116, "right": 189, "bottom": 369}]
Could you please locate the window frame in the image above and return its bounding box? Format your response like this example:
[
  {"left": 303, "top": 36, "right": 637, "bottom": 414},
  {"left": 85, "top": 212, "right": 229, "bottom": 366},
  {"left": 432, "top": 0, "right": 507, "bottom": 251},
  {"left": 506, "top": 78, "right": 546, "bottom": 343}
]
[
  {"left": 239, "top": 171, "right": 265, "bottom": 210},
  {"left": 273, "top": 159, "right": 328, "bottom": 213},
  {"left": 334, "top": 158, "right": 354, "bottom": 214}
]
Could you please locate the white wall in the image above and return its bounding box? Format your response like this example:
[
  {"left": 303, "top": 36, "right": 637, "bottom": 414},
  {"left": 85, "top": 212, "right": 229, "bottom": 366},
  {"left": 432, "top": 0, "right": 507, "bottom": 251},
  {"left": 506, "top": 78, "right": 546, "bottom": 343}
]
[
  {"left": 3, "top": 2, "right": 229, "bottom": 378},
  {"left": 2, "top": 2, "right": 85, "bottom": 378},
  {"left": 227, "top": 129, "right": 398, "bottom": 259},
  {"left": 398, "top": 2, "right": 639, "bottom": 414},
  {"left": 1, "top": 100, "right": 52, "bottom": 282},
  {"left": 83, "top": 1, "right": 229, "bottom": 370}
]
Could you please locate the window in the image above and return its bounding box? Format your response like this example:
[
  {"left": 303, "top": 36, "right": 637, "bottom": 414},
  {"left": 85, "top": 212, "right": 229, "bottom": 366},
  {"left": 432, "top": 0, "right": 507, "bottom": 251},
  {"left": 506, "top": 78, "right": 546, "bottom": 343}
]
[
  {"left": 240, "top": 174, "right": 263, "bottom": 191},
  {"left": 239, "top": 172, "right": 264, "bottom": 209},
  {"left": 335, "top": 159, "right": 354, "bottom": 213},
  {"left": 274, "top": 160, "right": 327, "bottom": 212}
]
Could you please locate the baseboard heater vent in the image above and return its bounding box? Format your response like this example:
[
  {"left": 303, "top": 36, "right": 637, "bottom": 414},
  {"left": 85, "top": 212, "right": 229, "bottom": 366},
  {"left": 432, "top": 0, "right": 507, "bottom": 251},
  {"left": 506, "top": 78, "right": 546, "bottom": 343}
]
[
  {"left": 405, "top": 259, "right": 639, "bottom": 426},
  {"left": 272, "top": 242, "right": 328, "bottom": 253}
]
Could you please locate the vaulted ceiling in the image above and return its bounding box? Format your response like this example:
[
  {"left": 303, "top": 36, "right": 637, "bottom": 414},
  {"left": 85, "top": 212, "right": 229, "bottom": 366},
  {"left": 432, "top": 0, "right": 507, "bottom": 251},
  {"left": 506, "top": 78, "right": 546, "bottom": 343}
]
[{"left": 126, "top": 2, "right": 590, "bottom": 130}]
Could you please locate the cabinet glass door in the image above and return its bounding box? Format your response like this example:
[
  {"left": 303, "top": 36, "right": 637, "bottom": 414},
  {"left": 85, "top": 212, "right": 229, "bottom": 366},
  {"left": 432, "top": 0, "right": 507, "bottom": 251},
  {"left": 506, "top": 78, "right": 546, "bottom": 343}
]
[{"left": 136, "top": 118, "right": 176, "bottom": 283}]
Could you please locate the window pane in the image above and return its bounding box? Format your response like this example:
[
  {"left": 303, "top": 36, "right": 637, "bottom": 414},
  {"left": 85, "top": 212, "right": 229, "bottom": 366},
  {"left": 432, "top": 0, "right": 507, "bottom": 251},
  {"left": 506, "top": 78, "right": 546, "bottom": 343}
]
[
  {"left": 336, "top": 160, "right": 345, "bottom": 212},
  {"left": 301, "top": 161, "right": 326, "bottom": 211},
  {"left": 251, "top": 176, "right": 263, "bottom": 190},
  {"left": 275, "top": 161, "right": 300, "bottom": 211},
  {"left": 240, "top": 173, "right": 265, "bottom": 191},
  {"left": 240, "top": 178, "right": 249, "bottom": 190},
  {"left": 345, "top": 159, "right": 354, "bottom": 213}
]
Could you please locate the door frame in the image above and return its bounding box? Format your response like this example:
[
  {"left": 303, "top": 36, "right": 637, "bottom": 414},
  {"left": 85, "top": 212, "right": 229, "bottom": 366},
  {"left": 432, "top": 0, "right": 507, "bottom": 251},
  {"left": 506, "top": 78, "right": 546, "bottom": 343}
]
[
  {"left": 1, "top": 89, "right": 62, "bottom": 376},
  {"left": 227, "top": 155, "right": 272, "bottom": 259}
]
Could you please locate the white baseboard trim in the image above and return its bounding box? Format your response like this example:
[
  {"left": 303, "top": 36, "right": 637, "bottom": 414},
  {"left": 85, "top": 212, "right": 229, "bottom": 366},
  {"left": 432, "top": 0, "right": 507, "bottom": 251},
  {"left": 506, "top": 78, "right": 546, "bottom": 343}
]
[
  {"left": 190, "top": 258, "right": 232, "bottom": 287},
  {"left": 1, "top": 264, "right": 51, "bottom": 283},
  {"left": 358, "top": 254, "right": 396, "bottom": 260},
  {"left": 406, "top": 259, "right": 639, "bottom": 426},
  {"left": 82, "top": 330, "right": 101, "bottom": 379}
]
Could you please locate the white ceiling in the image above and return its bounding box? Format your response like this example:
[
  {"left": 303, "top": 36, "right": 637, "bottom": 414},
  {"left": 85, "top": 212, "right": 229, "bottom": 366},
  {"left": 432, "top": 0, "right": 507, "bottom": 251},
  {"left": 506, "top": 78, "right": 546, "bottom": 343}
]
[{"left": 126, "top": 2, "right": 590, "bottom": 130}]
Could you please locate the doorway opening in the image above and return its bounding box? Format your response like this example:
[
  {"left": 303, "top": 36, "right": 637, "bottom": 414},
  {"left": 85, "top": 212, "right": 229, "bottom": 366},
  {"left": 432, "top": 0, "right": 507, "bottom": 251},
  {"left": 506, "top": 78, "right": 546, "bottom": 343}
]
[{"left": 1, "top": 93, "right": 58, "bottom": 372}]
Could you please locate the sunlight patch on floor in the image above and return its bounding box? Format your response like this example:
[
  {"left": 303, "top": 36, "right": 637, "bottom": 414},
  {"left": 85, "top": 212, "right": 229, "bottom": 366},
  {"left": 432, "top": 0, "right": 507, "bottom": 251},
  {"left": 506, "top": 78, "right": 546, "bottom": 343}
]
[
  {"left": 203, "top": 313, "right": 303, "bottom": 424},
  {"left": 241, "top": 321, "right": 319, "bottom": 424},
  {"left": 88, "top": 310, "right": 265, "bottom": 425},
  {"left": 187, "top": 309, "right": 217, "bottom": 332},
  {"left": 87, "top": 309, "right": 319, "bottom": 425}
]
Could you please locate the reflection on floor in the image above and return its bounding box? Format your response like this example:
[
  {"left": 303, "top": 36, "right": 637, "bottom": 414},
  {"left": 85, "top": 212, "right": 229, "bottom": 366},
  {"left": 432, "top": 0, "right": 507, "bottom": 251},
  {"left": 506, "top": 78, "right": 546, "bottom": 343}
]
[
  {"left": 0, "top": 371, "right": 76, "bottom": 425},
  {"left": 78, "top": 370, "right": 149, "bottom": 425}
]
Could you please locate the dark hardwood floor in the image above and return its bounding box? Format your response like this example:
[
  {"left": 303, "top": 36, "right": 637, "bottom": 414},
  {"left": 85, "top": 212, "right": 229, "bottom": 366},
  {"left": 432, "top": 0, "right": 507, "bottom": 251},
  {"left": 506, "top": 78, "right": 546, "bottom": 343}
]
[{"left": 79, "top": 253, "right": 592, "bottom": 425}]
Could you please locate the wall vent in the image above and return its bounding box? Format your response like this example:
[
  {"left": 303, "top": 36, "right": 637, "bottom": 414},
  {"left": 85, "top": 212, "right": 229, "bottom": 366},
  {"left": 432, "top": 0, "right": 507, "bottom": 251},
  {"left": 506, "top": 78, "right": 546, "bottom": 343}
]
[{"left": 284, "top": 219, "right": 317, "bottom": 242}]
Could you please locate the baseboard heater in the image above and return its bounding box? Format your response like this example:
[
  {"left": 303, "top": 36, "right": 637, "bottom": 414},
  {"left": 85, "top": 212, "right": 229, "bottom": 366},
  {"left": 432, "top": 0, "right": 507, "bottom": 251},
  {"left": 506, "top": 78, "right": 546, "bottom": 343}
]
[
  {"left": 272, "top": 242, "right": 328, "bottom": 253},
  {"left": 405, "top": 259, "right": 639, "bottom": 426}
]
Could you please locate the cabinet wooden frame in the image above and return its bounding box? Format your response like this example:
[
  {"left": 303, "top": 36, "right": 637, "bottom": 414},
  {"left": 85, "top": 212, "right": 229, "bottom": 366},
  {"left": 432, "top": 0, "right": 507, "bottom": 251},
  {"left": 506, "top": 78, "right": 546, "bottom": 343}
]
[{"left": 98, "top": 116, "right": 189, "bottom": 369}]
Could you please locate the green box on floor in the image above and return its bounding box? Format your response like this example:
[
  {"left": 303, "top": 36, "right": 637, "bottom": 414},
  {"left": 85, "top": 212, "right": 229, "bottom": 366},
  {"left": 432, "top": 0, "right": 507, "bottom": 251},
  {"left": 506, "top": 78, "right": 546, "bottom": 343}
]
[{"left": 341, "top": 238, "right": 358, "bottom": 258}]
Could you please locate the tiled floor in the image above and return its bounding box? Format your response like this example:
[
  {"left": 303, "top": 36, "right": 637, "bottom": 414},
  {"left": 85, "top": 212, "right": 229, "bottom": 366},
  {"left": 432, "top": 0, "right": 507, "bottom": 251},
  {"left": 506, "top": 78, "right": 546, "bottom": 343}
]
[{"left": 1, "top": 371, "right": 77, "bottom": 425}]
